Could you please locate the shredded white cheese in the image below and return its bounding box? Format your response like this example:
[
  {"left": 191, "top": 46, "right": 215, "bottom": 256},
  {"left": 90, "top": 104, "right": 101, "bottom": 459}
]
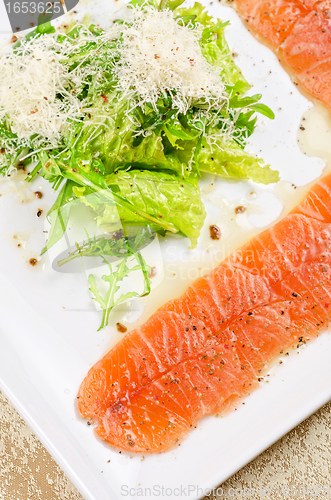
[
  {"left": 0, "top": 35, "right": 83, "bottom": 144},
  {"left": 113, "top": 5, "right": 226, "bottom": 114},
  {"left": 0, "top": 5, "right": 228, "bottom": 153}
]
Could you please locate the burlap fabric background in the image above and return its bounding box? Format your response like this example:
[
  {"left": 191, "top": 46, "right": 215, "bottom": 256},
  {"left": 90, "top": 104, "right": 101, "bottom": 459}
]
[{"left": 1, "top": 390, "right": 330, "bottom": 499}]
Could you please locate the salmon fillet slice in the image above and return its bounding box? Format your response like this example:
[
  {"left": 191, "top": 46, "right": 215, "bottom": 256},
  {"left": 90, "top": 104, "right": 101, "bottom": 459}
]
[
  {"left": 282, "top": 8, "right": 331, "bottom": 109},
  {"left": 233, "top": 0, "right": 311, "bottom": 46},
  {"left": 235, "top": 0, "right": 331, "bottom": 110},
  {"left": 78, "top": 175, "right": 331, "bottom": 452}
]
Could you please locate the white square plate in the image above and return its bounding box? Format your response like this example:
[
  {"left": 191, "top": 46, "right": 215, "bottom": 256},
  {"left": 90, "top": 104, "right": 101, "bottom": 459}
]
[{"left": 0, "top": 2, "right": 331, "bottom": 499}]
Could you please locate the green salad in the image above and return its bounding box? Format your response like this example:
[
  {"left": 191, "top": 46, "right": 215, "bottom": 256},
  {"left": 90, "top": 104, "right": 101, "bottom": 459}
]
[{"left": 0, "top": 0, "right": 278, "bottom": 328}]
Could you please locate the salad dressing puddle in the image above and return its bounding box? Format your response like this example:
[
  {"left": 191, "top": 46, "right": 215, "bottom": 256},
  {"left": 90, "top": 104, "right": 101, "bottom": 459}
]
[{"left": 0, "top": 170, "right": 36, "bottom": 203}]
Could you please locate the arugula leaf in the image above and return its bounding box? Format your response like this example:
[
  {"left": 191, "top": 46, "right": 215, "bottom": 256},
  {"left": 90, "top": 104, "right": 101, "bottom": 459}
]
[
  {"left": 248, "top": 103, "right": 275, "bottom": 120},
  {"left": 234, "top": 110, "right": 257, "bottom": 140},
  {"left": 26, "top": 161, "right": 42, "bottom": 182},
  {"left": 89, "top": 252, "right": 151, "bottom": 330},
  {"left": 229, "top": 93, "right": 275, "bottom": 119},
  {"left": 23, "top": 15, "right": 55, "bottom": 44},
  {"left": 41, "top": 179, "right": 76, "bottom": 255},
  {"left": 229, "top": 93, "right": 262, "bottom": 108},
  {"left": 57, "top": 226, "right": 155, "bottom": 266},
  {"left": 57, "top": 227, "right": 153, "bottom": 329},
  {"left": 165, "top": 122, "right": 200, "bottom": 143}
]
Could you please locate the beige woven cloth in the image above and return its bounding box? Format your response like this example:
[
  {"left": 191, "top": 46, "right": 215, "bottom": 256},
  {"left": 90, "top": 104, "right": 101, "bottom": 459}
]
[{"left": 1, "top": 390, "right": 330, "bottom": 500}]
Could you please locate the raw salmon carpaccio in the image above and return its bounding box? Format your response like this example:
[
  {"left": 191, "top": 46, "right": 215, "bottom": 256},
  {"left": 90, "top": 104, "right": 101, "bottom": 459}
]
[
  {"left": 78, "top": 174, "right": 331, "bottom": 453},
  {"left": 235, "top": 0, "right": 331, "bottom": 110}
]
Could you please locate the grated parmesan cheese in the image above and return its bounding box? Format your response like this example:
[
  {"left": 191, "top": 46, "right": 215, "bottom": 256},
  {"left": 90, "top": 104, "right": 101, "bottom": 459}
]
[
  {"left": 112, "top": 5, "right": 227, "bottom": 114},
  {"left": 0, "top": 35, "right": 83, "bottom": 145},
  {"left": 0, "top": 5, "right": 230, "bottom": 159}
]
